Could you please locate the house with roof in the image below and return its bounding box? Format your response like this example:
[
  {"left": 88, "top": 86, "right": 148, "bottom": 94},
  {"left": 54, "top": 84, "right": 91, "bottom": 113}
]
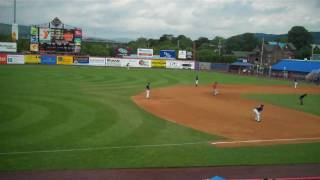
[{"left": 250, "top": 42, "right": 296, "bottom": 65}]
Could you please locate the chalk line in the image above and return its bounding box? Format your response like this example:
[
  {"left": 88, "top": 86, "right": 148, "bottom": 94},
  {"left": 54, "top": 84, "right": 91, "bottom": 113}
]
[
  {"left": 0, "top": 141, "right": 209, "bottom": 155},
  {"left": 211, "top": 137, "right": 320, "bottom": 145}
]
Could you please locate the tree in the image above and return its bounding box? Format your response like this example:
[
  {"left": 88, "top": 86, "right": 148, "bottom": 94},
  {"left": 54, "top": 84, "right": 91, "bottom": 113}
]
[{"left": 288, "top": 26, "right": 313, "bottom": 50}]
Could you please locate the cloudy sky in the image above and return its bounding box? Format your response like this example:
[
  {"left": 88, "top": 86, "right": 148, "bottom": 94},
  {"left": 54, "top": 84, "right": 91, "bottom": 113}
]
[{"left": 0, "top": 0, "right": 319, "bottom": 40}]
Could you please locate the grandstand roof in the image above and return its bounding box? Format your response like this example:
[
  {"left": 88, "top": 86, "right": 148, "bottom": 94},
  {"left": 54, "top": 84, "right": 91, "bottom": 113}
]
[{"left": 271, "top": 59, "right": 320, "bottom": 73}]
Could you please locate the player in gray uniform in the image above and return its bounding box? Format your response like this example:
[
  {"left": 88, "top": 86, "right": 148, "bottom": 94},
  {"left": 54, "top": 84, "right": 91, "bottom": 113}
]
[
  {"left": 146, "top": 82, "right": 150, "bottom": 99},
  {"left": 253, "top": 104, "right": 264, "bottom": 122},
  {"left": 195, "top": 75, "right": 199, "bottom": 87}
]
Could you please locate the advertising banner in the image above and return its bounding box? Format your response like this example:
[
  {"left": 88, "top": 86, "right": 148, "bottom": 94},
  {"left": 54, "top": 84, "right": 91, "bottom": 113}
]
[
  {"left": 41, "top": 55, "right": 57, "bottom": 64},
  {"left": 64, "top": 30, "right": 74, "bottom": 42},
  {"left": 136, "top": 59, "right": 151, "bottom": 68},
  {"left": 30, "top": 26, "right": 38, "bottom": 36},
  {"left": 39, "top": 28, "right": 51, "bottom": 42},
  {"left": 199, "top": 62, "right": 211, "bottom": 70},
  {"left": 166, "top": 60, "right": 195, "bottom": 69},
  {"left": 11, "top": 23, "right": 18, "bottom": 41},
  {"left": 74, "top": 38, "right": 81, "bottom": 46},
  {"left": 74, "top": 28, "right": 82, "bottom": 37},
  {"left": 187, "top": 51, "right": 193, "bottom": 59},
  {"left": 57, "top": 56, "right": 73, "bottom": 65},
  {"left": 116, "top": 47, "right": 131, "bottom": 57},
  {"left": 166, "top": 60, "right": 182, "bottom": 69},
  {"left": 0, "top": 53, "right": 7, "bottom": 64},
  {"left": 30, "top": 36, "right": 38, "bottom": 43},
  {"left": 74, "top": 46, "right": 81, "bottom": 53},
  {"left": 151, "top": 59, "right": 166, "bottom": 68},
  {"left": 89, "top": 57, "right": 105, "bottom": 66},
  {"left": 106, "top": 58, "right": 122, "bottom": 67},
  {"left": 30, "top": 43, "right": 39, "bottom": 52},
  {"left": 160, "top": 50, "right": 176, "bottom": 59},
  {"left": 0, "top": 42, "right": 17, "bottom": 52},
  {"left": 178, "top": 50, "right": 187, "bottom": 59},
  {"left": 137, "top": 48, "right": 153, "bottom": 57},
  {"left": 73, "top": 56, "right": 89, "bottom": 64},
  {"left": 24, "top": 55, "right": 40, "bottom": 64},
  {"left": 7, "top": 54, "right": 24, "bottom": 64},
  {"left": 120, "top": 59, "right": 151, "bottom": 68}
]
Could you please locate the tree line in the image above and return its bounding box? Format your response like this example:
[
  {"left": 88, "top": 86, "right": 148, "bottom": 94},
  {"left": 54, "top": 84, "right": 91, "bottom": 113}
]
[{"left": 0, "top": 26, "right": 315, "bottom": 63}]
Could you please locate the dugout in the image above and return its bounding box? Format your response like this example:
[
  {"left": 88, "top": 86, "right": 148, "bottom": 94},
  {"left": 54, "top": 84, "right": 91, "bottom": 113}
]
[{"left": 229, "top": 59, "right": 253, "bottom": 74}]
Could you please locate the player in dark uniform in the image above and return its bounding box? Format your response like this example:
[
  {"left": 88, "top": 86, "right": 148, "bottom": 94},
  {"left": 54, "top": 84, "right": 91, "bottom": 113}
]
[
  {"left": 253, "top": 104, "right": 264, "bottom": 122},
  {"left": 146, "top": 82, "right": 150, "bottom": 99},
  {"left": 299, "top": 93, "right": 307, "bottom": 105}
]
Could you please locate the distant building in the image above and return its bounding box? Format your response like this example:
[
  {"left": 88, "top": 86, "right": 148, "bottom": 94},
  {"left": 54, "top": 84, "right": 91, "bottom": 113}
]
[{"left": 251, "top": 42, "right": 296, "bottom": 65}]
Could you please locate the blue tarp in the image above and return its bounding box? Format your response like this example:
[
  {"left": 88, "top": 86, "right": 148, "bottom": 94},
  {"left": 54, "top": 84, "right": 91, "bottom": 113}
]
[{"left": 271, "top": 59, "right": 320, "bottom": 73}]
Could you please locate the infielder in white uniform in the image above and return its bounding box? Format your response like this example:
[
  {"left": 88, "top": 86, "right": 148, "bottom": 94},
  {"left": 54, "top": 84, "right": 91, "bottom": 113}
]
[{"left": 253, "top": 104, "right": 264, "bottom": 122}]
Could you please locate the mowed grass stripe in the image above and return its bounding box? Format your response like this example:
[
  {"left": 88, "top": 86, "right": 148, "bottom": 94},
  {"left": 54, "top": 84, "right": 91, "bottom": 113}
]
[{"left": 0, "top": 65, "right": 320, "bottom": 171}]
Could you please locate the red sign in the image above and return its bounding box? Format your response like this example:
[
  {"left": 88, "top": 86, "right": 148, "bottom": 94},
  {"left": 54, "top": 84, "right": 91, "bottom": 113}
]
[
  {"left": 0, "top": 53, "right": 7, "bottom": 64},
  {"left": 64, "top": 33, "right": 73, "bottom": 41}
]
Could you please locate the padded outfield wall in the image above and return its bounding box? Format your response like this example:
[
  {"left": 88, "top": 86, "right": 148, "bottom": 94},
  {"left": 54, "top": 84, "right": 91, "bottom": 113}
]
[{"left": 0, "top": 54, "right": 196, "bottom": 70}]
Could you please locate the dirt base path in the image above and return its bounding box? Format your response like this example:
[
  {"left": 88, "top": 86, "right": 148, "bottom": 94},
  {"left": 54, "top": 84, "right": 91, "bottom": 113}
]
[{"left": 132, "top": 84, "right": 320, "bottom": 146}]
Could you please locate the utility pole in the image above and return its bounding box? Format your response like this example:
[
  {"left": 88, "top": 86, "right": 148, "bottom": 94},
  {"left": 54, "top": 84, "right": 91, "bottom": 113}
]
[
  {"left": 218, "top": 39, "right": 221, "bottom": 56},
  {"left": 260, "top": 37, "right": 264, "bottom": 66},
  {"left": 14, "top": 0, "right": 16, "bottom": 23},
  {"left": 177, "top": 40, "right": 180, "bottom": 49},
  {"left": 193, "top": 41, "right": 196, "bottom": 61}
]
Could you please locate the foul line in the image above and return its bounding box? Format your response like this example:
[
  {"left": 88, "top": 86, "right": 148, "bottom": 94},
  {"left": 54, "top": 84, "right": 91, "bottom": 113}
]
[
  {"left": 211, "top": 137, "right": 320, "bottom": 145},
  {"left": 0, "top": 141, "right": 210, "bottom": 155}
]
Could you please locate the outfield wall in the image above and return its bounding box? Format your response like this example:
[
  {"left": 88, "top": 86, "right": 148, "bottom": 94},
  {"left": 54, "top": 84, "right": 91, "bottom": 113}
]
[{"left": 0, "top": 54, "right": 196, "bottom": 70}]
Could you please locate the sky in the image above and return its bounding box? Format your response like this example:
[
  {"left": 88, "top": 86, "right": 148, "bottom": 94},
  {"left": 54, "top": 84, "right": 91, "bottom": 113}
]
[{"left": 0, "top": 0, "right": 319, "bottom": 40}]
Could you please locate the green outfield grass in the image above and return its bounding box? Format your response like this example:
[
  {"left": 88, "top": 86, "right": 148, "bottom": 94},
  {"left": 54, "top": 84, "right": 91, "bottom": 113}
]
[
  {"left": 0, "top": 65, "right": 319, "bottom": 171},
  {"left": 245, "top": 94, "right": 320, "bottom": 116}
]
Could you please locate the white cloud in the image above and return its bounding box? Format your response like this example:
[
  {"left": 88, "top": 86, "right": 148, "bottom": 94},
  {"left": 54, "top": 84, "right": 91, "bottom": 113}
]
[{"left": 0, "top": 0, "right": 319, "bottom": 39}]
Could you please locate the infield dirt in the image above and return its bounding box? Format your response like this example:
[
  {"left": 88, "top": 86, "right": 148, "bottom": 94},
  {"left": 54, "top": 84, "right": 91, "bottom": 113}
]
[{"left": 132, "top": 84, "right": 320, "bottom": 147}]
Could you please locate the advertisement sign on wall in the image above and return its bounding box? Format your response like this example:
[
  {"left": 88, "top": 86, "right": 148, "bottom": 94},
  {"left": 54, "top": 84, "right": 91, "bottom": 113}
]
[
  {"left": 74, "top": 28, "right": 82, "bottom": 37},
  {"left": 116, "top": 48, "right": 131, "bottom": 57},
  {"left": 0, "top": 53, "right": 7, "bottom": 64},
  {"left": 7, "top": 54, "right": 24, "bottom": 64},
  {"left": 137, "top": 48, "right": 153, "bottom": 57},
  {"left": 63, "top": 30, "right": 74, "bottom": 42},
  {"left": 106, "top": 58, "right": 122, "bottom": 67},
  {"left": 39, "top": 28, "right": 51, "bottom": 42},
  {"left": 89, "top": 57, "right": 105, "bottom": 66},
  {"left": 30, "top": 44, "right": 39, "bottom": 52},
  {"left": 160, "top": 50, "right": 176, "bottom": 59},
  {"left": 25, "top": 55, "right": 40, "bottom": 64},
  {"left": 41, "top": 55, "right": 57, "bottom": 64},
  {"left": 187, "top": 51, "right": 193, "bottom": 59},
  {"left": 73, "top": 56, "right": 89, "bottom": 64},
  {"left": 30, "top": 26, "right": 38, "bottom": 36},
  {"left": 74, "top": 38, "right": 81, "bottom": 46},
  {"left": 57, "top": 56, "right": 73, "bottom": 65},
  {"left": 151, "top": 59, "right": 166, "bottom": 68},
  {"left": 178, "top": 50, "right": 187, "bottom": 59},
  {"left": 0, "top": 42, "right": 17, "bottom": 52},
  {"left": 11, "top": 23, "right": 18, "bottom": 41},
  {"left": 166, "top": 60, "right": 195, "bottom": 69}
]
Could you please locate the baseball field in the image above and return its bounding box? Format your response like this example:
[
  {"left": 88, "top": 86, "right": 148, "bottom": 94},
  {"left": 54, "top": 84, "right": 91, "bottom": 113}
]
[{"left": 0, "top": 65, "right": 320, "bottom": 171}]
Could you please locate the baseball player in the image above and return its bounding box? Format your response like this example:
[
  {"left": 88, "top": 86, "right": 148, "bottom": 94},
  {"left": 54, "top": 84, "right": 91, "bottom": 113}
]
[
  {"left": 294, "top": 78, "right": 298, "bottom": 88},
  {"left": 195, "top": 75, "right": 199, "bottom": 87},
  {"left": 299, "top": 93, "right": 307, "bottom": 105},
  {"left": 212, "top": 81, "right": 218, "bottom": 96},
  {"left": 253, "top": 104, "right": 264, "bottom": 122},
  {"left": 146, "top": 82, "right": 150, "bottom": 99},
  {"left": 126, "top": 62, "right": 130, "bottom": 70}
]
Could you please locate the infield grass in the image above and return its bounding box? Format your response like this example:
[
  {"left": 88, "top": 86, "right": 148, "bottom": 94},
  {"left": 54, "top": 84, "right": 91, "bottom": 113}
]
[{"left": 0, "top": 65, "right": 319, "bottom": 171}]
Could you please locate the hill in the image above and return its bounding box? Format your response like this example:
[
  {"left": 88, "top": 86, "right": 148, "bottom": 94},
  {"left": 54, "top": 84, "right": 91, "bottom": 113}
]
[{"left": 254, "top": 32, "right": 320, "bottom": 44}]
